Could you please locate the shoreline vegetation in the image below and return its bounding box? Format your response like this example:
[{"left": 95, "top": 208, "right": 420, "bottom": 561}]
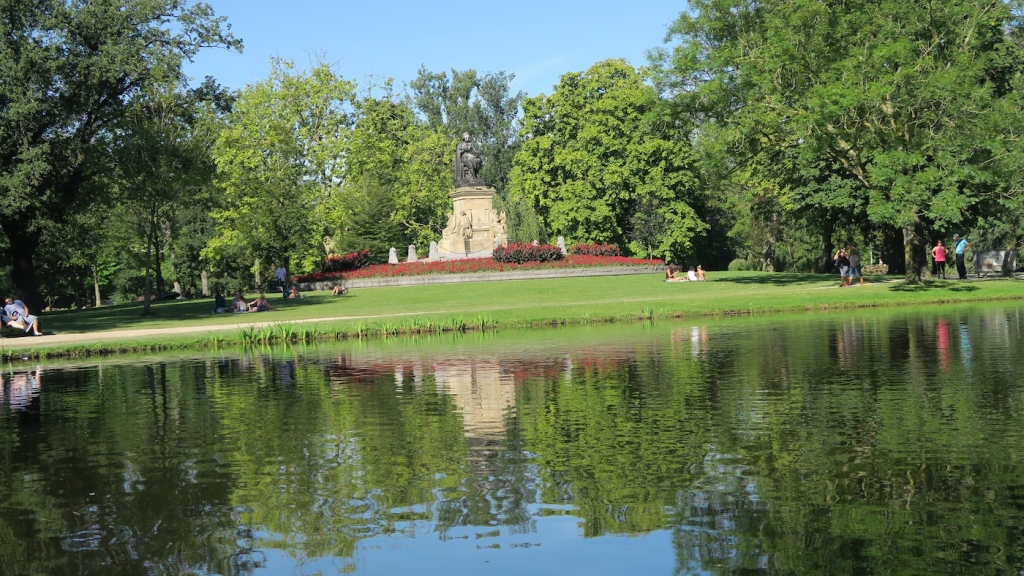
[{"left": 2, "top": 272, "right": 1021, "bottom": 364}]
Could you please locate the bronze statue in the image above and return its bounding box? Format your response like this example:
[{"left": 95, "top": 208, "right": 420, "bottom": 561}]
[{"left": 455, "top": 132, "right": 485, "bottom": 187}]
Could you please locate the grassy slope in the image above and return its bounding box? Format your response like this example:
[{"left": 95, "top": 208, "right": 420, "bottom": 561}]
[{"left": 38, "top": 271, "right": 1022, "bottom": 336}]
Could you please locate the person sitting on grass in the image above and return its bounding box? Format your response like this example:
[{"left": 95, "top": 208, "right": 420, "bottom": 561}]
[
  {"left": 289, "top": 286, "right": 306, "bottom": 299},
  {"left": 214, "top": 289, "right": 229, "bottom": 313},
  {"left": 687, "top": 266, "right": 699, "bottom": 281},
  {"left": 331, "top": 284, "right": 348, "bottom": 296},
  {"left": 233, "top": 292, "right": 249, "bottom": 313},
  {"left": 248, "top": 293, "right": 276, "bottom": 312},
  {"left": 697, "top": 265, "right": 706, "bottom": 281},
  {"left": 3, "top": 296, "right": 43, "bottom": 336},
  {"left": 665, "top": 265, "right": 686, "bottom": 282}
]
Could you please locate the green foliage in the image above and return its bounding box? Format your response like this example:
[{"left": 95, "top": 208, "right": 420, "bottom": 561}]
[
  {"left": 208, "top": 57, "right": 355, "bottom": 278},
  {"left": 509, "top": 59, "right": 706, "bottom": 261},
  {"left": 652, "top": 0, "right": 1024, "bottom": 279},
  {"left": 0, "top": 0, "right": 239, "bottom": 309}
]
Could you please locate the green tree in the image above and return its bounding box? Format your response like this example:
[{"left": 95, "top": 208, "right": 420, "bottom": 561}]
[
  {"left": 208, "top": 58, "right": 354, "bottom": 279},
  {"left": 653, "top": 0, "right": 1024, "bottom": 281},
  {"left": 509, "top": 59, "right": 705, "bottom": 260},
  {"left": 0, "top": 0, "right": 239, "bottom": 310}
]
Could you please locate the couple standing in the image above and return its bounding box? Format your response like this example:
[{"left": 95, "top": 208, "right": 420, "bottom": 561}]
[
  {"left": 834, "top": 245, "right": 864, "bottom": 288},
  {"left": 931, "top": 235, "right": 969, "bottom": 280}
]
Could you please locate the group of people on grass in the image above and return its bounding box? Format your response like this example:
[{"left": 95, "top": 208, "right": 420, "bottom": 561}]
[
  {"left": 665, "top": 265, "right": 706, "bottom": 282},
  {"left": 930, "top": 234, "right": 970, "bottom": 280},
  {"left": 214, "top": 284, "right": 347, "bottom": 313},
  {"left": 214, "top": 290, "right": 277, "bottom": 314},
  {"left": 1, "top": 296, "right": 43, "bottom": 336}
]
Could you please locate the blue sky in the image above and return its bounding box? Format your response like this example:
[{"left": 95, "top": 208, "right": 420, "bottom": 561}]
[{"left": 183, "top": 1, "right": 686, "bottom": 97}]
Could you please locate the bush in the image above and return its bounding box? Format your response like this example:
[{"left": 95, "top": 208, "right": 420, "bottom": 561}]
[
  {"left": 728, "top": 258, "right": 758, "bottom": 272},
  {"left": 493, "top": 243, "right": 565, "bottom": 264},
  {"left": 570, "top": 242, "right": 622, "bottom": 257},
  {"left": 322, "top": 249, "right": 371, "bottom": 273}
]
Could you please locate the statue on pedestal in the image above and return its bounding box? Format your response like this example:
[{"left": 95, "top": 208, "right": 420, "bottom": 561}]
[{"left": 455, "top": 133, "right": 485, "bottom": 188}]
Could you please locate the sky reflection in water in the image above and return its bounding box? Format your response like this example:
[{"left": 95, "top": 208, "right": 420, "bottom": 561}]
[{"left": 1, "top": 305, "right": 1023, "bottom": 575}]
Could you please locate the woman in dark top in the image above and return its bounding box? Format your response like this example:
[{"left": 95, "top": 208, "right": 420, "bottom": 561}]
[{"left": 835, "top": 248, "right": 851, "bottom": 288}]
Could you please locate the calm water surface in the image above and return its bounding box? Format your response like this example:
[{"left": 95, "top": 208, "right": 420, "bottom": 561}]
[{"left": 2, "top": 305, "right": 1023, "bottom": 575}]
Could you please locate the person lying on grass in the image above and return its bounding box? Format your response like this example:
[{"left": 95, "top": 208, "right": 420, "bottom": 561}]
[
  {"left": 248, "top": 293, "right": 276, "bottom": 312},
  {"left": 3, "top": 296, "right": 43, "bottom": 336},
  {"left": 331, "top": 285, "right": 348, "bottom": 296}
]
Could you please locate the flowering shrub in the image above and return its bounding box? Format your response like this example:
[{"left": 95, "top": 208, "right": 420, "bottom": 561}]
[
  {"left": 322, "top": 249, "right": 370, "bottom": 273},
  {"left": 291, "top": 254, "right": 662, "bottom": 282},
  {"left": 493, "top": 243, "right": 565, "bottom": 264},
  {"left": 571, "top": 242, "right": 622, "bottom": 257}
]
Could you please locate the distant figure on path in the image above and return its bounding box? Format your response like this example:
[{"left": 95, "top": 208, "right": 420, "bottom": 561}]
[
  {"left": 953, "top": 234, "right": 970, "bottom": 279},
  {"left": 931, "top": 240, "right": 948, "bottom": 279},
  {"left": 834, "top": 248, "right": 851, "bottom": 287},
  {"left": 275, "top": 264, "right": 288, "bottom": 298},
  {"left": 848, "top": 244, "right": 863, "bottom": 286}
]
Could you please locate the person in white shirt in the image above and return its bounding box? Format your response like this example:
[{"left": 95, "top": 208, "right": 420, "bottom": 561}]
[{"left": 3, "top": 297, "right": 42, "bottom": 336}]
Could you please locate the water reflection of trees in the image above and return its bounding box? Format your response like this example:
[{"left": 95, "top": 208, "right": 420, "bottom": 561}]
[{"left": 1, "top": 308, "right": 1023, "bottom": 574}]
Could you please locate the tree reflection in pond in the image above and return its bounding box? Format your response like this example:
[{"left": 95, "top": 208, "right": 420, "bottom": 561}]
[{"left": 0, "top": 305, "right": 1022, "bottom": 574}]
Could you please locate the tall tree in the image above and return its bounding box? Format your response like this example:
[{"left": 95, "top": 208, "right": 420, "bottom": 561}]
[
  {"left": 0, "top": 0, "right": 239, "bottom": 310},
  {"left": 653, "top": 0, "right": 1024, "bottom": 281},
  {"left": 208, "top": 58, "right": 354, "bottom": 279},
  {"left": 509, "top": 59, "right": 706, "bottom": 260}
]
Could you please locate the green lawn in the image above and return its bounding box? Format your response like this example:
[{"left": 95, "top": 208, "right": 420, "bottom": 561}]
[{"left": 39, "top": 271, "right": 1023, "bottom": 335}]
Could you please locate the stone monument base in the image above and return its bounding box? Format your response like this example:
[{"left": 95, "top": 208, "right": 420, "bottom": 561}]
[{"left": 438, "top": 186, "right": 507, "bottom": 260}]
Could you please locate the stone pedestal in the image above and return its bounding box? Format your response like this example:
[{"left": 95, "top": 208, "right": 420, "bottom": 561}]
[{"left": 438, "top": 186, "right": 508, "bottom": 260}]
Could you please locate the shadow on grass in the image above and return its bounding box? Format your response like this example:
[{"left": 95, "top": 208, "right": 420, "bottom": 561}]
[
  {"left": 711, "top": 272, "right": 834, "bottom": 286},
  {"left": 40, "top": 294, "right": 329, "bottom": 334},
  {"left": 888, "top": 280, "right": 980, "bottom": 293}
]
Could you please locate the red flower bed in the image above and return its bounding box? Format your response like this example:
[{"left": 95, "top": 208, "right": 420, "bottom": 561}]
[
  {"left": 292, "top": 254, "right": 662, "bottom": 282},
  {"left": 493, "top": 243, "right": 564, "bottom": 263},
  {"left": 571, "top": 242, "right": 622, "bottom": 257},
  {"left": 322, "top": 249, "right": 370, "bottom": 273}
]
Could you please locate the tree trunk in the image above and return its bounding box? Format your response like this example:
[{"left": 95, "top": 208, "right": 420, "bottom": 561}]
[
  {"left": 903, "top": 218, "right": 929, "bottom": 283},
  {"left": 883, "top": 225, "right": 906, "bottom": 275},
  {"left": 761, "top": 237, "right": 776, "bottom": 272},
  {"left": 93, "top": 265, "right": 102, "bottom": 307},
  {"left": 0, "top": 221, "right": 45, "bottom": 312},
  {"left": 154, "top": 232, "right": 164, "bottom": 296},
  {"left": 254, "top": 258, "right": 261, "bottom": 290},
  {"left": 819, "top": 220, "right": 834, "bottom": 273},
  {"left": 143, "top": 228, "right": 154, "bottom": 315},
  {"left": 201, "top": 270, "right": 209, "bottom": 297}
]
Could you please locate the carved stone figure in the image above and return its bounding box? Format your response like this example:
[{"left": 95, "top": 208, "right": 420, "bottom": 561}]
[
  {"left": 455, "top": 132, "right": 485, "bottom": 187},
  {"left": 455, "top": 210, "right": 474, "bottom": 240},
  {"left": 491, "top": 211, "right": 507, "bottom": 238},
  {"left": 388, "top": 247, "right": 398, "bottom": 264},
  {"left": 407, "top": 245, "right": 417, "bottom": 263},
  {"left": 322, "top": 235, "right": 338, "bottom": 255}
]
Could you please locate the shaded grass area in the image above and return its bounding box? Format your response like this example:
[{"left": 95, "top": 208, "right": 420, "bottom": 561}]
[{"left": 7, "top": 271, "right": 1022, "bottom": 362}]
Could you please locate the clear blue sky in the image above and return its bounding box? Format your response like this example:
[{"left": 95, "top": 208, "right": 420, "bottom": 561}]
[{"left": 183, "top": 1, "right": 686, "bottom": 97}]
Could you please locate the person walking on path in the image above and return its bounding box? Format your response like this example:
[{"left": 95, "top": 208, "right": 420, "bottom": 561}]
[
  {"left": 848, "top": 244, "right": 864, "bottom": 286},
  {"left": 835, "top": 248, "right": 851, "bottom": 287},
  {"left": 953, "top": 234, "right": 970, "bottom": 279},
  {"left": 275, "top": 264, "right": 288, "bottom": 299},
  {"left": 932, "top": 240, "right": 948, "bottom": 279}
]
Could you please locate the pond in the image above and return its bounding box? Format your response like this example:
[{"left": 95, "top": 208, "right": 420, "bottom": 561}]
[{"left": 2, "top": 304, "right": 1023, "bottom": 575}]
